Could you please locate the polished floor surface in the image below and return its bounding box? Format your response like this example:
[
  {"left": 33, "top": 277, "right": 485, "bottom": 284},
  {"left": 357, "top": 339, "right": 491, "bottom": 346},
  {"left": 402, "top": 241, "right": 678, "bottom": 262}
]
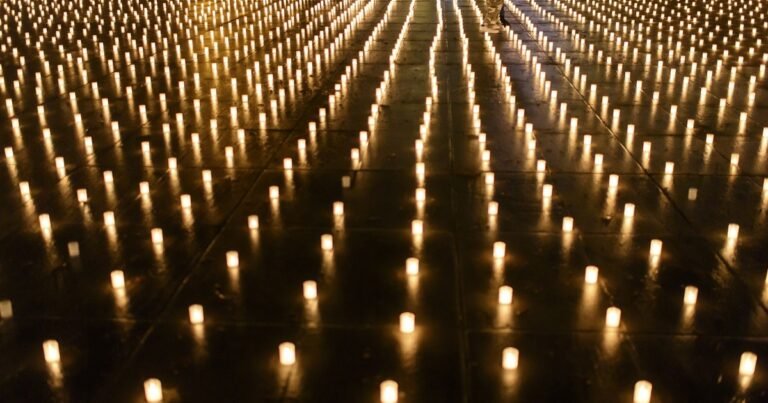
[{"left": 1, "top": 0, "right": 768, "bottom": 401}]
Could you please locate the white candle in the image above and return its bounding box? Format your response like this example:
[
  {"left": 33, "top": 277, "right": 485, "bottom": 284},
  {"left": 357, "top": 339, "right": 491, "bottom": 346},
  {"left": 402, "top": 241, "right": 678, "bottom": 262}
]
[
  {"left": 684, "top": 286, "right": 698, "bottom": 306},
  {"left": 493, "top": 242, "right": 506, "bottom": 259},
  {"left": 406, "top": 258, "right": 419, "bottom": 276},
  {"left": 498, "top": 286, "right": 513, "bottom": 305},
  {"left": 605, "top": 307, "right": 621, "bottom": 328},
  {"left": 727, "top": 223, "right": 739, "bottom": 240},
  {"left": 562, "top": 216, "right": 574, "bottom": 232},
  {"left": 649, "top": 239, "right": 663, "bottom": 257},
  {"left": 188, "top": 304, "right": 204, "bottom": 324},
  {"left": 739, "top": 352, "right": 758, "bottom": 376},
  {"left": 144, "top": 378, "right": 163, "bottom": 402},
  {"left": 633, "top": 380, "right": 652, "bottom": 403},
  {"left": 584, "top": 265, "right": 599, "bottom": 284},
  {"left": 226, "top": 251, "right": 239, "bottom": 268},
  {"left": 399, "top": 312, "right": 415, "bottom": 333},
  {"left": 411, "top": 220, "right": 423, "bottom": 235},
  {"left": 151, "top": 228, "right": 163, "bottom": 244},
  {"left": 43, "top": 340, "right": 60, "bottom": 363},
  {"left": 488, "top": 201, "right": 499, "bottom": 216},
  {"left": 321, "top": 234, "right": 334, "bottom": 251},
  {"left": 502, "top": 347, "right": 519, "bottom": 370},
  {"left": 248, "top": 215, "right": 259, "bottom": 230},
  {"left": 333, "top": 202, "right": 344, "bottom": 216},
  {"left": 279, "top": 342, "right": 296, "bottom": 365},
  {"left": 380, "top": 380, "right": 398, "bottom": 403},
  {"left": 111, "top": 270, "right": 125, "bottom": 289},
  {"left": 624, "top": 203, "right": 635, "bottom": 217},
  {"left": 303, "top": 281, "right": 318, "bottom": 300}
]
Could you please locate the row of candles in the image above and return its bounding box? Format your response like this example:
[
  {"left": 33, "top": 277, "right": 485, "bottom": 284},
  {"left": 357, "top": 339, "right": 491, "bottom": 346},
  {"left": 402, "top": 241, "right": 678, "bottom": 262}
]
[{"left": 1, "top": 0, "right": 767, "bottom": 399}]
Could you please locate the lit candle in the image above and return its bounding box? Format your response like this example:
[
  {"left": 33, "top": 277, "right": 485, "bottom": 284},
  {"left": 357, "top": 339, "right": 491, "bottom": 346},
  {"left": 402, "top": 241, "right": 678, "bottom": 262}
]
[
  {"left": 321, "top": 234, "right": 334, "bottom": 251},
  {"left": 493, "top": 241, "right": 506, "bottom": 259},
  {"left": 562, "top": 216, "right": 574, "bottom": 232},
  {"left": 415, "top": 188, "right": 426, "bottom": 202},
  {"left": 226, "top": 251, "right": 240, "bottom": 268},
  {"left": 727, "top": 223, "right": 739, "bottom": 240},
  {"left": 502, "top": 347, "right": 519, "bottom": 370},
  {"left": 380, "top": 380, "right": 398, "bottom": 403},
  {"left": 39, "top": 214, "right": 52, "bottom": 231},
  {"left": 279, "top": 342, "right": 296, "bottom": 365},
  {"left": 609, "top": 174, "right": 619, "bottom": 188},
  {"left": 633, "top": 380, "right": 652, "bottom": 403},
  {"left": 111, "top": 270, "right": 125, "bottom": 289},
  {"left": 605, "top": 307, "right": 621, "bottom": 328},
  {"left": 42, "top": 340, "right": 60, "bottom": 363},
  {"left": 649, "top": 239, "right": 663, "bottom": 257},
  {"left": 303, "top": 281, "right": 318, "bottom": 300},
  {"left": 144, "top": 378, "right": 163, "bottom": 402},
  {"left": 738, "top": 351, "right": 758, "bottom": 377},
  {"left": 0, "top": 300, "right": 12, "bottom": 319},
  {"left": 77, "top": 189, "right": 88, "bottom": 203},
  {"left": 684, "top": 286, "right": 698, "bottom": 306},
  {"left": 248, "top": 215, "right": 259, "bottom": 230},
  {"left": 406, "top": 258, "right": 419, "bottom": 276},
  {"left": 624, "top": 203, "right": 635, "bottom": 217},
  {"left": 498, "top": 286, "right": 513, "bottom": 305},
  {"left": 488, "top": 201, "right": 499, "bottom": 216},
  {"left": 188, "top": 304, "right": 204, "bottom": 324},
  {"left": 151, "top": 228, "right": 164, "bottom": 244},
  {"left": 399, "top": 312, "right": 415, "bottom": 333},
  {"left": 584, "top": 265, "right": 599, "bottom": 284},
  {"left": 269, "top": 186, "right": 280, "bottom": 200},
  {"left": 104, "top": 211, "right": 116, "bottom": 226},
  {"left": 333, "top": 202, "right": 344, "bottom": 216},
  {"left": 411, "top": 220, "right": 423, "bottom": 235},
  {"left": 485, "top": 172, "right": 495, "bottom": 186},
  {"left": 542, "top": 184, "right": 553, "bottom": 198}
]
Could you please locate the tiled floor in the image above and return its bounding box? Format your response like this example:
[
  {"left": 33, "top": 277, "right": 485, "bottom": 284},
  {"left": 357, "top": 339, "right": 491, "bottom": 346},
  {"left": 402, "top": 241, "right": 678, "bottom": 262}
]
[{"left": 1, "top": 0, "right": 768, "bottom": 401}]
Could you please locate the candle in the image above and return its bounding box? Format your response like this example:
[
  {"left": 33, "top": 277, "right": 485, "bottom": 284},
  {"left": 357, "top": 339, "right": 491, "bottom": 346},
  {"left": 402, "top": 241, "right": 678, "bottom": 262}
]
[
  {"left": 584, "top": 265, "right": 599, "bottom": 284},
  {"left": 739, "top": 352, "right": 757, "bottom": 376},
  {"left": 605, "top": 307, "right": 621, "bottom": 328},
  {"left": 411, "top": 220, "right": 423, "bottom": 235},
  {"left": 684, "top": 286, "right": 698, "bottom": 306},
  {"left": 321, "top": 234, "right": 334, "bottom": 251},
  {"left": 380, "top": 380, "right": 398, "bottom": 403},
  {"left": 498, "top": 286, "right": 513, "bottom": 305},
  {"left": 333, "top": 202, "right": 344, "bottom": 216},
  {"left": 488, "top": 201, "right": 499, "bottom": 216},
  {"left": 649, "top": 239, "right": 663, "bottom": 257},
  {"left": 144, "top": 378, "right": 163, "bottom": 402},
  {"left": 269, "top": 186, "right": 280, "bottom": 200},
  {"left": 493, "top": 242, "right": 506, "bottom": 259},
  {"left": 188, "top": 304, "right": 204, "bottom": 324},
  {"left": 633, "top": 380, "right": 652, "bottom": 403},
  {"left": 151, "top": 228, "right": 163, "bottom": 244},
  {"left": 248, "top": 215, "right": 259, "bottom": 230},
  {"left": 502, "top": 347, "right": 519, "bottom": 370},
  {"left": 624, "top": 203, "right": 635, "bottom": 217},
  {"left": 303, "top": 281, "right": 318, "bottom": 300},
  {"left": 562, "top": 216, "right": 574, "bottom": 232},
  {"left": 42, "top": 340, "right": 60, "bottom": 363},
  {"left": 399, "top": 312, "right": 415, "bottom": 333},
  {"left": 111, "top": 270, "right": 125, "bottom": 289},
  {"left": 226, "top": 251, "right": 239, "bottom": 268},
  {"left": 406, "top": 258, "right": 419, "bottom": 276},
  {"left": 279, "top": 342, "right": 296, "bottom": 365}
]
